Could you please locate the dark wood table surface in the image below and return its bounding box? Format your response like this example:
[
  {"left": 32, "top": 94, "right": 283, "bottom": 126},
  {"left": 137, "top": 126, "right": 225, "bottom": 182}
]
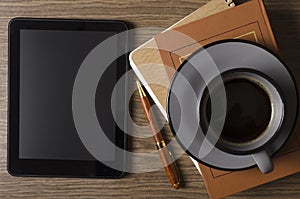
[{"left": 0, "top": 0, "right": 300, "bottom": 198}]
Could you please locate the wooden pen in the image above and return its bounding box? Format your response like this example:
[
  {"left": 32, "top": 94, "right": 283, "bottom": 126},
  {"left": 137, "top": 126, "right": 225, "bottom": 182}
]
[{"left": 136, "top": 80, "right": 181, "bottom": 190}]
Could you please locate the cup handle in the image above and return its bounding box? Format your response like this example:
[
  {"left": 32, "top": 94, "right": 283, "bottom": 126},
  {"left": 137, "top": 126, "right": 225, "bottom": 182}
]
[{"left": 251, "top": 150, "right": 274, "bottom": 174}]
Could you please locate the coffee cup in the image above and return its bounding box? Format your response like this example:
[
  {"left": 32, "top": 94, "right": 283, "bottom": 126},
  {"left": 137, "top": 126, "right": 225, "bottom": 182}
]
[
  {"left": 167, "top": 40, "right": 298, "bottom": 174},
  {"left": 200, "top": 70, "right": 284, "bottom": 173}
]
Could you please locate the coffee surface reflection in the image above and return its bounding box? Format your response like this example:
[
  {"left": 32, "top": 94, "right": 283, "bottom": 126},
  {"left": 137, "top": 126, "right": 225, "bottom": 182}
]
[{"left": 203, "top": 78, "right": 272, "bottom": 144}]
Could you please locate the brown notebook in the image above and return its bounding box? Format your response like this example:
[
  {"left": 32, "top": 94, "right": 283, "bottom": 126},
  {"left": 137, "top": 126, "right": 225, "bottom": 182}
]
[
  {"left": 154, "top": 0, "right": 300, "bottom": 198},
  {"left": 154, "top": 0, "right": 278, "bottom": 77}
]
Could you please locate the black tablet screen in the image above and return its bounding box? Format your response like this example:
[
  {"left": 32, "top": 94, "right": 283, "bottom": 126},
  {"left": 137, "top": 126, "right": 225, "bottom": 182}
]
[{"left": 19, "top": 29, "right": 116, "bottom": 161}]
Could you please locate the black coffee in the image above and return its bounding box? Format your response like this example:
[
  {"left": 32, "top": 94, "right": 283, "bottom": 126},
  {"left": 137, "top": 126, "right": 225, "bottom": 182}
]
[{"left": 202, "top": 78, "right": 272, "bottom": 143}]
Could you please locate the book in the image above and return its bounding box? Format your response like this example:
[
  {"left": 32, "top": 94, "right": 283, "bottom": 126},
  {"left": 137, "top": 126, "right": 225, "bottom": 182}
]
[
  {"left": 130, "top": 0, "right": 300, "bottom": 198},
  {"left": 129, "top": 0, "right": 235, "bottom": 120}
]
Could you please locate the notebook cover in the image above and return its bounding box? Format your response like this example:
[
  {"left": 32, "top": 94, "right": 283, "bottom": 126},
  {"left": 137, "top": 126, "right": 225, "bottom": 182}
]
[
  {"left": 129, "top": 0, "right": 234, "bottom": 118},
  {"left": 154, "top": 0, "right": 300, "bottom": 198},
  {"left": 154, "top": 0, "right": 278, "bottom": 75},
  {"left": 199, "top": 125, "right": 300, "bottom": 199}
]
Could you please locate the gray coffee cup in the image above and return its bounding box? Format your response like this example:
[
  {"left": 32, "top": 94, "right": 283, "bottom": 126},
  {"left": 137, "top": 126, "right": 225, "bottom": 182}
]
[
  {"left": 167, "top": 40, "right": 298, "bottom": 174},
  {"left": 200, "top": 71, "right": 284, "bottom": 174}
]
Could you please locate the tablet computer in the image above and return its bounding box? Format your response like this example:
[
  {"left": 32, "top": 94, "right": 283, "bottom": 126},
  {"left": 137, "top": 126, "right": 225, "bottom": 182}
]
[{"left": 8, "top": 18, "right": 128, "bottom": 178}]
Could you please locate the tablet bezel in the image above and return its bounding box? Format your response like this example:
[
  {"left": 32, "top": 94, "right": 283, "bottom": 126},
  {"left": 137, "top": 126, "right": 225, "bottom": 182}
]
[{"left": 8, "top": 18, "right": 128, "bottom": 178}]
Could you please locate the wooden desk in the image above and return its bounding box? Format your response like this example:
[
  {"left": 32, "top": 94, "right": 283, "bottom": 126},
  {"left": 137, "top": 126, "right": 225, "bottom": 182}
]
[{"left": 0, "top": 0, "right": 299, "bottom": 198}]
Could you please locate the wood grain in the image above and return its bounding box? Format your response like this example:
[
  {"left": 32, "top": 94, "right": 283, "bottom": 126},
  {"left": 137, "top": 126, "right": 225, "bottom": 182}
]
[{"left": 0, "top": 0, "right": 300, "bottom": 198}]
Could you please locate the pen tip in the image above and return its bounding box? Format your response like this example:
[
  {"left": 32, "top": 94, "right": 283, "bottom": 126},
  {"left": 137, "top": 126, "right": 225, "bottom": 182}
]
[
  {"left": 136, "top": 80, "right": 142, "bottom": 87},
  {"left": 136, "top": 80, "right": 146, "bottom": 97}
]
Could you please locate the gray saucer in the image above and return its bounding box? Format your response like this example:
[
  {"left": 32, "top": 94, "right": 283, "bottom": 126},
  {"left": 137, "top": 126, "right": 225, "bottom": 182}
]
[{"left": 167, "top": 40, "right": 298, "bottom": 170}]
